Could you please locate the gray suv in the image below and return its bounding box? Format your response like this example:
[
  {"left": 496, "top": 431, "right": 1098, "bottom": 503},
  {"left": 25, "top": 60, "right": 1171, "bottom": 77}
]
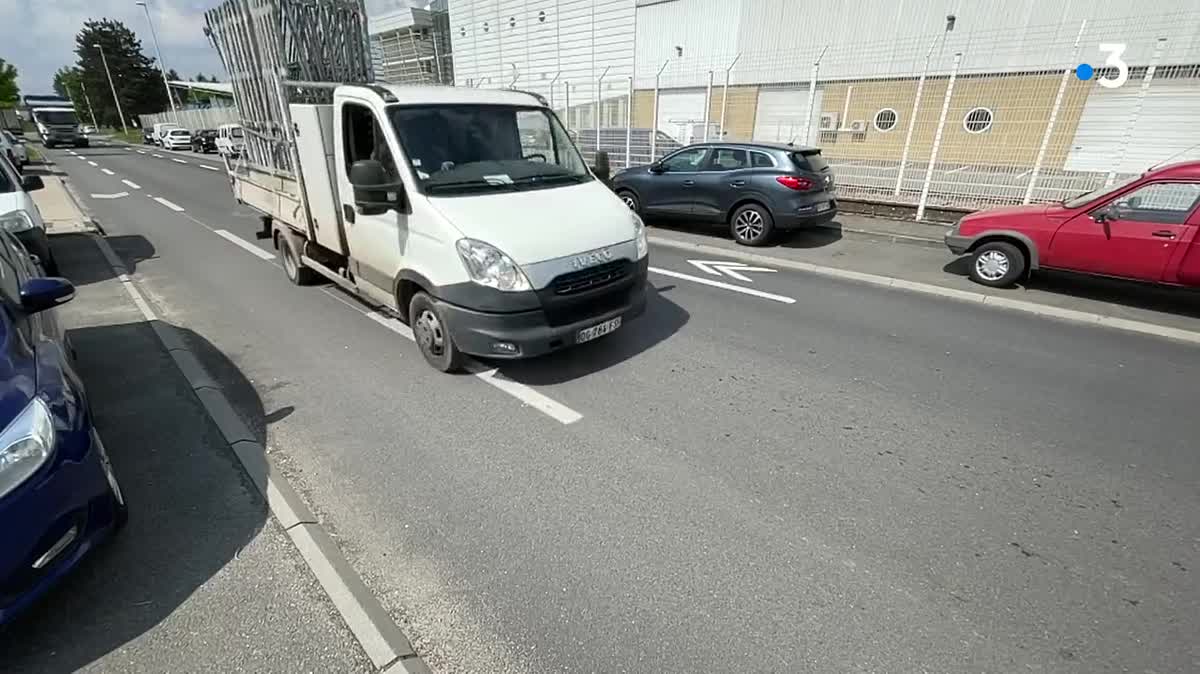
[{"left": 612, "top": 142, "right": 837, "bottom": 246}]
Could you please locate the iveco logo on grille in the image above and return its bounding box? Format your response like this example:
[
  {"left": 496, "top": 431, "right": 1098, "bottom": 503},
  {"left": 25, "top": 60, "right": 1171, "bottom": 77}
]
[{"left": 569, "top": 248, "right": 614, "bottom": 270}]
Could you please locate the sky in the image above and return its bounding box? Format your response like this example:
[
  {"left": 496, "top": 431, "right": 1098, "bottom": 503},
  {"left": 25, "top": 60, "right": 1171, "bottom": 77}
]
[{"left": 1, "top": 0, "right": 422, "bottom": 96}]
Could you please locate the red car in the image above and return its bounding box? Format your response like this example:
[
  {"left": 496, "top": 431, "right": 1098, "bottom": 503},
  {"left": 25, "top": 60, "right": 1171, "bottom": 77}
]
[{"left": 945, "top": 162, "right": 1200, "bottom": 288}]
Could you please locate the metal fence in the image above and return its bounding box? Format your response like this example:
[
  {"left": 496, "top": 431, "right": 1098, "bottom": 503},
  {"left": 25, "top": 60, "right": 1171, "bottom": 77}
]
[
  {"left": 138, "top": 106, "right": 241, "bottom": 133},
  {"left": 532, "top": 11, "right": 1200, "bottom": 217}
]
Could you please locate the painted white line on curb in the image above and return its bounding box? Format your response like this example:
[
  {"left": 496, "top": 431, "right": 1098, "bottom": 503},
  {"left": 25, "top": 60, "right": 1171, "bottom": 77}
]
[
  {"left": 152, "top": 153, "right": 163, "bottom": 158},
  {"left": 215, "top": 229, "right": 275, "bottom": 260},
  {"left": 86, "top": 160, "right": 98, "bottom": 167},
  {"left": 364, "top": 309, "right": 583, "bottom": 424},
  {"left": 172, "top": 158, "right": 188, "bottom": 164},
  {"left": 100, "top": 168, "right": 115, "bottom": 175},
  {"left": 153, "top": 196, "right": 185, "bottom": 212},
  {"left": 200, "top": 164, "right": 220, "bottom": 171},
  {"left": 647, "top": 235, "right": 1200, "bottom": 346},
  {"left": 137, "top": 150, "right": 147, "bottom": 154},
  {"left": 122, "top": 179, "right": 141, "bottom": 189},
  {"left": 89, "top": 233, "right": 417, "bottom": 670},
  {"left": 649, "top": 266, "right": 797, "bottom": 304}
]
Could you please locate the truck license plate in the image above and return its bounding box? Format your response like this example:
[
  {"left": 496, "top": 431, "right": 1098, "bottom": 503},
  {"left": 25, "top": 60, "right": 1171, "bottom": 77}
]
[{"left": 577, "top": 317, "right": 622, "bottom": 343}]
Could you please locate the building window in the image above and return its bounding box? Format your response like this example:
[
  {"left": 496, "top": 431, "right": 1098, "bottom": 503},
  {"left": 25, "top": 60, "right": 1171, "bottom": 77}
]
[
  {"left": 963, "top": 107, "right": 993, "bottom": 134},
  {"left": 482, "top": 21, "right": 488, "bottom": 32},
  {"left": 873, "top": 108, "right": 897, "bottom": 132},
  {"left": 538, "top": 10, "right": 546, "bottom": 22},
  {"left": 509, "top": 17, "right": 515, "bottom": 28},
  {"left": 460, "top": 27, "right": 466, "bottom": 37}
]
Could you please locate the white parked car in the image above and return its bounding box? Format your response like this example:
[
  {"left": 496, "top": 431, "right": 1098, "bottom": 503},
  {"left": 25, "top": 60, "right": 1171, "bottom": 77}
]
[
  {"left": 152, "top": 122, "right": 181, "bottom": 146},
  {"left": 162, "top": 128, "right": 192, "bottom": 151},
  {"left": 216, "top": 123, "right": 245, "bottom": 157},
  {"left": 0, "top": 131, "right": 27, "bottom": 168},
  {"left": 0, "top": 154, "right": 57, "bottom": 275}
]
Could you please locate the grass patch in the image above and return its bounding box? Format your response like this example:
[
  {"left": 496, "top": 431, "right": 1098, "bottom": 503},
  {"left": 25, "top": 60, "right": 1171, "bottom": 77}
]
[{"left": 110, "top": 129, "right": 143, "bottom": 144}]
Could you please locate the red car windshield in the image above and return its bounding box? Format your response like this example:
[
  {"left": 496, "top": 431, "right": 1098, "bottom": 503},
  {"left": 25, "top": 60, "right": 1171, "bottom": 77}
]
[{"left": 1063, "top": 175, "right": 1141, "bottom": 208}]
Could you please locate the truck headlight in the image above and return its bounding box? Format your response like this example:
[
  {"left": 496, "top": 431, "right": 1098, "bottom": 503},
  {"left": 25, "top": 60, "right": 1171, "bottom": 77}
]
[
  {"left": 455, "top": 238, "right": 532, "bottom": 292},
  {"left": 0, "top": 398, "right": 56, "bottom": 499},
  {"left": 632, "top": 212, "right": 647, "bottom": 259},
  {"left": 0, "top": 209, "right": 38, "bottom": 234}
]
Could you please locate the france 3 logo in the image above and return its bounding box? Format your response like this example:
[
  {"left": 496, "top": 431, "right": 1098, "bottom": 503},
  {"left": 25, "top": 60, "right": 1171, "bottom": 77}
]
[{"left": 1075, "top": 44, "right": 1128, "bottom": 89}]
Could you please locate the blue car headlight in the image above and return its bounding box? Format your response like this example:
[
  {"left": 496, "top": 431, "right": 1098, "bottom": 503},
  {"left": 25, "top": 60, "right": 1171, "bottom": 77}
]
[{"left": 0, "top": 398, "right": 56, "bottom": 499}]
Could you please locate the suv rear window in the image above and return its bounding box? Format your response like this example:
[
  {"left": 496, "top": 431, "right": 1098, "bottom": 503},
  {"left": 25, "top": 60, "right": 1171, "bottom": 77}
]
[{"left": 791, "top": 150, "right": 828, "bottom": 172}]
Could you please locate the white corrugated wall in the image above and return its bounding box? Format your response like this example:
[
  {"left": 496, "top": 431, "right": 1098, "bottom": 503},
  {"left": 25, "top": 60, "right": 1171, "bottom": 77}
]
[{"left": 448, "top": 0, "right": 636, "bottom": 107}]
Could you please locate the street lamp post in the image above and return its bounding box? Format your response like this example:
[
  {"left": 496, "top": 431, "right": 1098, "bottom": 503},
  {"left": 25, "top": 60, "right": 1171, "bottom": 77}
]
[
  {"left": 137, "top": 0, "right": 178, "bottom": 117},
  {"left": 94, "top": 43, "right": 128, "bottom": 134}
]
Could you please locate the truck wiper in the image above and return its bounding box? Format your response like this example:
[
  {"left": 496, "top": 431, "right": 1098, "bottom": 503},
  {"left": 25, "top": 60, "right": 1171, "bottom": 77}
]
[
  {"left": 509, "top": 173, "right": 586, "bottom": 186},
  {"left": 425, "top": 180, "right": 515, "bottom": 193}
]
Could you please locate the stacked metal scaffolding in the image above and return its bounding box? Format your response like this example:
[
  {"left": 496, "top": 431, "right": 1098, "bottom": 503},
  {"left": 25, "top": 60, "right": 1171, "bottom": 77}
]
[{"left": 203, "top": 0, "right": 373, "bottom": 172}]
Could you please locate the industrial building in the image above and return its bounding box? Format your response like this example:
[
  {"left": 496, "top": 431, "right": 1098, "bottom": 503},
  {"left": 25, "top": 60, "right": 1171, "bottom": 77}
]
[{"left": 442, "top": 0, "right": 1200, "bottom": 207}]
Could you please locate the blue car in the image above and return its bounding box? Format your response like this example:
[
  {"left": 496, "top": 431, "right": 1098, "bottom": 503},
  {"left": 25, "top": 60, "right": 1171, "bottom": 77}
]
[{"left": 0, "top": 228, "right": 125, "bottom": 625}]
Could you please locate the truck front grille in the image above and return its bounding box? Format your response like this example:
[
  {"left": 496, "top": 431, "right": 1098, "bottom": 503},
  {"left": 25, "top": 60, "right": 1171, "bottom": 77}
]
[{"left": 550, "top": 260, "right": 630, "bottom": 295}]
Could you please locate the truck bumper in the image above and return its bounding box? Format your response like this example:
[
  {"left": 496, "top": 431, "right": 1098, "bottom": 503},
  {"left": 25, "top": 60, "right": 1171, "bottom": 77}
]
[{"left": 437, "top": 261, "right": 649, "bottom": 359}]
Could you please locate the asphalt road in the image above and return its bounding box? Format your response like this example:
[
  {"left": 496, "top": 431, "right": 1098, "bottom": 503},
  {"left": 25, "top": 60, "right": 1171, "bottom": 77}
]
[
  {"left": 0, "top": 232, "right": 370, "bottom": 672},
  {"left": 42, "top": 141, "right": 1200, "bottom": 673}
]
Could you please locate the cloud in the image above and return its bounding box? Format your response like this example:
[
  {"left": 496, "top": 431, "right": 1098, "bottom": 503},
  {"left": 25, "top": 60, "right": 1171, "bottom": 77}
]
[{"left": 4, "top": 0, "right": 225, "bottom": 94}]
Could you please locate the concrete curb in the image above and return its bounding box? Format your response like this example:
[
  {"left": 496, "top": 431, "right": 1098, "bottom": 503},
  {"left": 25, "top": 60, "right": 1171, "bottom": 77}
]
[
  {"left": 84, "top": 227, "right": 429, "bottom": 671},
  {"left": 647, "top": 234, "right": 1200, "bottom": 347},
  {"left": 816, "top": 221, "right": 945, "bottom": 249}
]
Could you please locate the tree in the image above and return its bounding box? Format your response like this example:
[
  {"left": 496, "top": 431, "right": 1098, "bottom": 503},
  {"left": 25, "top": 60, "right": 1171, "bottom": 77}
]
[
  {"left": 194, "top": 73, "right": 209, "bottom": 83},
  {"left": 72, "top": 19, "right": 166, "bottom": 127},
  {"left": 0, "top": 58, "right": 19, "bottom": 108},
  {"left": 53, "top": 66, "right": 82, "bottom": 100}
]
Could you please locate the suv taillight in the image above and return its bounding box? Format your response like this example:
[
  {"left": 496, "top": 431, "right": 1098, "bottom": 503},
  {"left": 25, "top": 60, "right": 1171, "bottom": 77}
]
[{"left": 776, "top": 176, "right": 813, "bottom": 191}]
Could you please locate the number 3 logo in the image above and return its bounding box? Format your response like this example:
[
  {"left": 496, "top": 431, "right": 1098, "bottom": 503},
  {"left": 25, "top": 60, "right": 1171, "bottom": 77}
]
[{"left": 1098, "top": 43, "right": 1129, "bottom": 89}]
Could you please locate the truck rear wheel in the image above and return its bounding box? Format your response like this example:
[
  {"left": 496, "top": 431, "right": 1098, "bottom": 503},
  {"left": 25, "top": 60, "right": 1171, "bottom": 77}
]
[
  {"left": 279, "top": 231, "right": 317, "bottom": 286},
  {"left": 409, "top": 292, "right": 464, "bottom": 373}
]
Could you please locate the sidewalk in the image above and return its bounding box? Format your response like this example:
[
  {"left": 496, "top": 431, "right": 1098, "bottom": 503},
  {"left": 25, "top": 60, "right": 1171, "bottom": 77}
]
[
  {"left": 26, "top": 160, "right": 98, "bottom": 236},
  {"left": 0, "top": 233, "right": 372, "bottom": 672}
]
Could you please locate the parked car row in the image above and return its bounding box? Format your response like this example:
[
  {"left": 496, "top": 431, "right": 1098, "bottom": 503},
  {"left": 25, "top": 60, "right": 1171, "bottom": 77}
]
[
  {"left": 0, "top": 152, "right": 125, "bottom": 626},
  {"left": 143, "top": 122, "right": 244, "bottom": 156},
  {"left": 1, "top": 130, "right": 28, "bottom": 170}
]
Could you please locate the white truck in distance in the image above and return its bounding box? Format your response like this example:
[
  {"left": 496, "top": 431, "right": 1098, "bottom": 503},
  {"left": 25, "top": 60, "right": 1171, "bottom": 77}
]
[{"left": 205, "top": 0, "right": 647, "bottom": 372}]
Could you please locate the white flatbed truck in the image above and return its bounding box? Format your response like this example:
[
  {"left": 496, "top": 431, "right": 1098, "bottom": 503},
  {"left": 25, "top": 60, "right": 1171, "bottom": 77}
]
[{"left": 205, "top": 0, "right": 647, "bottom": 372}]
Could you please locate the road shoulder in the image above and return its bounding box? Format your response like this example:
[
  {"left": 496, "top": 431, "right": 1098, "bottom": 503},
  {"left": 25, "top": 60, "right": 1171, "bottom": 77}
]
[{"left": 647, "top": 224, "right": 1200, "bottom": 343}]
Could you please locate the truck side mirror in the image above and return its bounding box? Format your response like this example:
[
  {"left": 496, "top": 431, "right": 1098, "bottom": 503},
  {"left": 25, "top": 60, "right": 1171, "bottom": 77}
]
[
  {"left": 349, "top": 159, "right": 406, "bottom": 215},
  {"left": 591, "top": 150, "right": 610, "bottom": 182}
]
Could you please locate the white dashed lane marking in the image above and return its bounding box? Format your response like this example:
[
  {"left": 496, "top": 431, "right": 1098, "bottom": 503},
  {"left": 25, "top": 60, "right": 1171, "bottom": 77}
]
[
  {"left": 171, "top": 158, "right": 188, "bottom": 164},
  {"left": 152, "top": 196, "right": 185, "bottom": 212},
  {"left": 101, "top": 168, "right": 115, "bottom": 175},
  {"left": 122, "top": 179, "right": 142, "bottom": 189},
  {"left": 215, "top": 229, "right": 276, "bottom": 260},
  {"left": 87, "top": 161, "right": 98, "bottom": 166},
  {"left": 201, "top": 165, "right": 220, "bottom": 171}
]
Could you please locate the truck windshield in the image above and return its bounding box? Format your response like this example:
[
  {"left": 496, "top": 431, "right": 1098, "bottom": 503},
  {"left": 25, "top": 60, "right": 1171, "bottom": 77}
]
[
  {"left": 36, "top": 110, "right": 78, "bottom": 126},
  {"left": 388, "top": 104, "right": 590, "bottom": 195}
]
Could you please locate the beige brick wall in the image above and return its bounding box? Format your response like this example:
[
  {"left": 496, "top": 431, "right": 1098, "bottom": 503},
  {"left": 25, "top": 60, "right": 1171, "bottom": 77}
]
[
  {"left": 813, "top": 74, "right": 1091, "bottom": 168},
  {"left": 707, "top": 85, "right": 759, "bottom": 141}
]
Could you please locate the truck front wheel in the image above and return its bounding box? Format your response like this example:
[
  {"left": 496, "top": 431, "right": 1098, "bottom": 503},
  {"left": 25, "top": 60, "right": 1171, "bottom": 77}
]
[{"left": 409, "top": 292, "right": 464, "bottom": 373}]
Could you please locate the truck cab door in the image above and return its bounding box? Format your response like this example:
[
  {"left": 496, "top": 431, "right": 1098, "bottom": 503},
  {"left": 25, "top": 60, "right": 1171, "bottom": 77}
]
[
  {"left": 1049, "top": 181, "right": 1200, "bottom": 282},
  {"left": 334, "top": 96, "right": 409, "bottom": 305}
]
